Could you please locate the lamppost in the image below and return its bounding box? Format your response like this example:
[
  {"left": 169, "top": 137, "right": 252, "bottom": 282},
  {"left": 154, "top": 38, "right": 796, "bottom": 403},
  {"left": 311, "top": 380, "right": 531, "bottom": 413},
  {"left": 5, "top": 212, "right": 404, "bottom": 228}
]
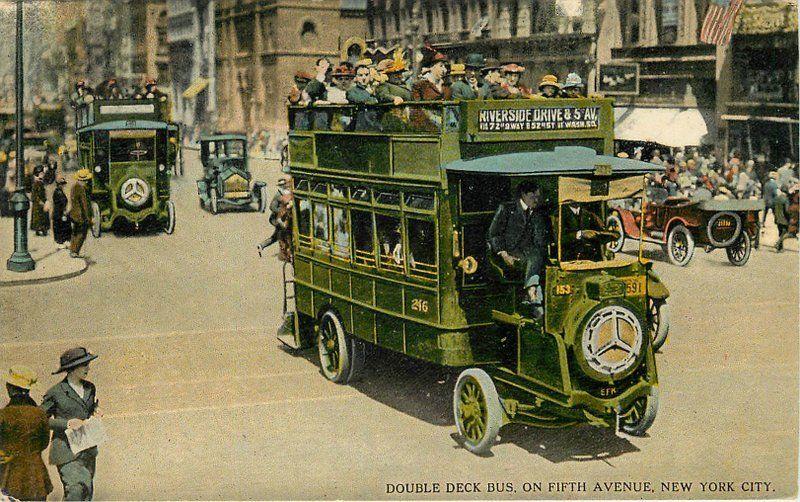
[{"left": 6, "top": 0, "right": 35, "bottom": 272}]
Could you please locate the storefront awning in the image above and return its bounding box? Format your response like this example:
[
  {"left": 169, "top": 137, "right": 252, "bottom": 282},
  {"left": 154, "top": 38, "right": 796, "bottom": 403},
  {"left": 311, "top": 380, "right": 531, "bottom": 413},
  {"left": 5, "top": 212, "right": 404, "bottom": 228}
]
[
  {"left": 182, "top": 78, "right": 210, "bottom": 99},
  {"left": 614, "top": 107, "right": 716, "bottom": 147},
  {"left": 720, "top": 113, "right": 799, "bottom": 124}
]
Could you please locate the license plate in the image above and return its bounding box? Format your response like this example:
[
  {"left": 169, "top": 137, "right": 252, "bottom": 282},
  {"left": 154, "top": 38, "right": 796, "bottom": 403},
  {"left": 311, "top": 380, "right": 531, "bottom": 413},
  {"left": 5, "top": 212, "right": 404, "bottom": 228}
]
[{"left": 622, "top": 276, "right": 645, "bottom": 296}]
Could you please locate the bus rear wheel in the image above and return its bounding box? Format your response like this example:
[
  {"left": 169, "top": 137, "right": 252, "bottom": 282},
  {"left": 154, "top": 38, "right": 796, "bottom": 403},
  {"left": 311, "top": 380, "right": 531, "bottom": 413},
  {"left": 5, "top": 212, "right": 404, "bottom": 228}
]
[
  {"left": 317, "top": 310, "right": 364, "bottom": 384},
  {"left": 453, "top": 368, "right": 502, "bottom": 455},
  {"left": 90, "top": 202, "right": 101, "bottom": 238}
]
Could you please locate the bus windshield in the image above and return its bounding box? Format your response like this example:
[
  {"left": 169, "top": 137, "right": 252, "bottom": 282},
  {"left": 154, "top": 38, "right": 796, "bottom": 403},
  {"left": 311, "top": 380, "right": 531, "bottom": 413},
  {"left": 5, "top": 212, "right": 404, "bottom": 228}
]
[{"left": 109, "top": 130, "right": 156, "bottom": 162}]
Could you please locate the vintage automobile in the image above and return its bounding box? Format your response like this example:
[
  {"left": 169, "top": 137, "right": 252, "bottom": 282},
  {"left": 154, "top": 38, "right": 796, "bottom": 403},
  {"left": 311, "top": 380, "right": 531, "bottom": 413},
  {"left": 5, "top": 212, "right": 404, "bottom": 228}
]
[
  {"left": 196, "top": 134, "right": 267, "bottom": 214},
  {"left": 280, "top": 98, "right": 671, "bottom": 454},
  {"left": 607, "top": 186, "right": 764, "bottom": 267},
  {"left": 75, "top": 98, "right": 179, "bottom": 236}
]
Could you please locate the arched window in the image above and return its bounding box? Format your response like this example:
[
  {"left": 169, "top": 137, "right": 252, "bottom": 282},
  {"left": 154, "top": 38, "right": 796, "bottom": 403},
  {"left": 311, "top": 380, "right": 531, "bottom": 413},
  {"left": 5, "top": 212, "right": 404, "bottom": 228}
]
[{"left": 301, "top": 20, "right": 317, "bottom": 41}]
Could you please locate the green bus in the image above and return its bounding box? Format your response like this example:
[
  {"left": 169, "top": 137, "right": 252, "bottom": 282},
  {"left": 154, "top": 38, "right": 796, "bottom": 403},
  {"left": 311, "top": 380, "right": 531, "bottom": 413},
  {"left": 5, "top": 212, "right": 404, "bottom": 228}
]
[
  {"left": 282, "top": 98, "right": 670, "bottom": 454},
  {"left": 75, "top": 98, "right": 179, "bottom": 236}
]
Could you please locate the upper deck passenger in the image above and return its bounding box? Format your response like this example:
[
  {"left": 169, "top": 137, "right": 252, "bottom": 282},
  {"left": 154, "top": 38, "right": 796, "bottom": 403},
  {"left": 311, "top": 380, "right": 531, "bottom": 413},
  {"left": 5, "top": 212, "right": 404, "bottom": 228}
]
[
  {"left": 288, "top": 71, "right": 312, "bottom": 105},
  {"left": 346, "top": 62, "right": 378, "bottom": 105},
  {"left": 375, "top": 53, "right": 411, "bottom": 105},
  {"left": 536, "top": 74, "right": 561, "bottom": 98},
  {"left": 411, "top": 48, "right": 451, "bottom": 101},
  {"left": 327, "top": 65, "right": 354, "bottom": 104},
  {"left": 449, "top": 64, "right": 476, "bottom": 101},
  {"left": 560, "top": 73, "right": 585, "bottom": 98},
  {"left": 499, "top": 62, "right": 533, "bottom": 99},
  {"left": 303, "top": 58, "right": 331, "bottom": 104},
  {"left": 481, "top": 59, "right": 509, "bottom": 99},
  {"left": 69, "top": 81, "right": 94, "bottom": 108}
]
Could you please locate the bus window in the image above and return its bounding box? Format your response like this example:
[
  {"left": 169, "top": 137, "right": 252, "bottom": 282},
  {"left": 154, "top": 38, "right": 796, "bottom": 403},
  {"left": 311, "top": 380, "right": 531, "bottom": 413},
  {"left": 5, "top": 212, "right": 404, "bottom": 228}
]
[
  {"left": 350, "top": 186, "right": 370, "bottom": 202},
  {"left": 404, "top": 193, "right": 434, "bottom": 211},
  {"left": 296, "top": 198, "right": 312, "bottom": 248},
  {"left": 331, "top": 184, "right": 347, "bottom": 199},
  {"left": 407, "top": 218, "right": 436, "bottom": 279},
  {"left": 110, "top": 134, "right": 155, "bottom": 163},
  {"left": 375, "top": 190, "right": 400, "bottom": 206},
  {"left": 352, "top": 210, "right": 375, "bottom": 266},
  {"left": 376, "top": 214, "right": 403, "bottom": 272},
  {"left": 332, "top": 207, "right": 350, "bottom": 260},
  {"left": 312, "top": 182, "right": 328, "bottom": 195},
  {"left": 225, "top": 140, "right": 245, "bottom": 158},
  {"left": 313, "top": 202, "right": 330, "bottom": 252},
  {"left": 295, "top": 178, "right": 310, "bottom": 192},
  {"left": 460, "top": 175, "right": 510, "bottom": 213}
]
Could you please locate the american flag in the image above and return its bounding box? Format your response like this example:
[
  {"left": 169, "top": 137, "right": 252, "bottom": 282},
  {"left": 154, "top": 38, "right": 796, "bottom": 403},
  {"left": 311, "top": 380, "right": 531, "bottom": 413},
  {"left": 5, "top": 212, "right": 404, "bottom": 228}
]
[{"left": 700, "top": 0, "right": 745, "bottom": 45}]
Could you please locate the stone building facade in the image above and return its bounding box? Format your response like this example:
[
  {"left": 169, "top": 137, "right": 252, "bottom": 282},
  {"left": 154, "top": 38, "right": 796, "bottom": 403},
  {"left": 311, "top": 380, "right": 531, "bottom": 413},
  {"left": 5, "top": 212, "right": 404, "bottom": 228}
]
[
  {"left": 168, "top": 0, "right": 217, "bottom": 136},
  {"left": 215, "top": 0, "right": 368, "bottom": 133}
]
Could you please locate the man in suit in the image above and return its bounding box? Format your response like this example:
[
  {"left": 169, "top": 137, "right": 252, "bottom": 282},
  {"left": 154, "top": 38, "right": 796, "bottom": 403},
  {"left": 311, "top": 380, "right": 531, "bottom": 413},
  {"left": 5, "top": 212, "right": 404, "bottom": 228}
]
[
  {"left": 69, "top": 169, "right": 93, "bottom": 258},
  {"left": 0, "top": 366, "right": 53, "bottom": 501},
  {"left": 561, "top": 202, "right": 618, "bottom": 261},
  {"left": 41, "top": 348, "right": 100, "bottom": 501},
  {"left": 487, "top": 180, "right": 552, "bottom": 317}
]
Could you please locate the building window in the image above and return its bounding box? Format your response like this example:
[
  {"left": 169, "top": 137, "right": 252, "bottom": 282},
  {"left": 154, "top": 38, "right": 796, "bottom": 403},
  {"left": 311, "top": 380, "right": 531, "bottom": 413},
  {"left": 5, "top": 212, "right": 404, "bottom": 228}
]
[
  {"left": 441, "top": 3, "right": 450, "bottom": 31},
  {"left": 509, "top": 0, "right": 519, "bottom": 37},
  {"left": 661, "top": 0, "right": 679, "bottom": 45},
  {"left": 424, "top": 0, "right": 433, "bottom": 33}
]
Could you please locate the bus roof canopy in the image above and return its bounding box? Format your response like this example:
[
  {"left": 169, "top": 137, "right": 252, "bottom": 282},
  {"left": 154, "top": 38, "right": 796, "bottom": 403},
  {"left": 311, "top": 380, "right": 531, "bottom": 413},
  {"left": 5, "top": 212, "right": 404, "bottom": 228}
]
[
  {"left": 443, "top": 146, "right": 663, "bottom": 176},
  {"left": 78, "top": 119, "right": 178, "bottom": 134}
]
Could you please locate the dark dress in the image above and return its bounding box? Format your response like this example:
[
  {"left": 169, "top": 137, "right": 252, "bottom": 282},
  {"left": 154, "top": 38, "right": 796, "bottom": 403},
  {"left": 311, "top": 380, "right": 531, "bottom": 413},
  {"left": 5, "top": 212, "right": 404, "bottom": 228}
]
[
  {"left": 30, "top": 179, "right": 49, "bottom": 234},
  {"left": 53, "top": 186, "right": 71, "bottom": 244},
  {"left": 0, "top": 394, "right": 54, "bottom": 501}
]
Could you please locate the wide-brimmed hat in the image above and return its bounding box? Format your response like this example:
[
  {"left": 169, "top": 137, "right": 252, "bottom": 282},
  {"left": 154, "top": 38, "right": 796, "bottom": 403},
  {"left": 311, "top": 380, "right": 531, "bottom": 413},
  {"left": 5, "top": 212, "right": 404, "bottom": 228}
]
[
  {"left": 355, "top": 58, "right": 374, "bottom": 69},
  {"left": 769, "top": 171, "right": 779, "bottom": 179},
  {"left": 75, "top": 168, "right": 92, "bottom": 181},
  {"left": 53, "top": 347, "right": 98, "bottom": 374},
  {"left": 502, "top": 62, "right": 526, "bottom": 74},
  {"left": 481, "top": 58, "right": 501, "bottom": 74},
  {"left": 464, "top": 53, "right": 486, "bottom": 69},
  {"left": 538, "top": 74, "right": 561, "bottom": 91},
  {"left": 145, "top": 78, "right": 157, "bottom": 87},
  {"left": 420, "top": 46, "right": 448, "bottom": 69},
  {"left": 562, "top": 72, "right": 584, "bottom": 89},
  {"left": 293, "top": 71, "right": 313, "bottom": 83},
  {"left": 56, "top": 175, "right": 67, "bottom": 185},
  {"left": 450, "top": 63, "right": 466, "bottom": 76},
  {"left": 277, "top": 174, "right": 292, "bottom": 187},
  {"left": 331, "top": 65, "right": 354, "bottom": 77},
  {"left": 6, "top": 366, "right": 38, "bottom": 390}
]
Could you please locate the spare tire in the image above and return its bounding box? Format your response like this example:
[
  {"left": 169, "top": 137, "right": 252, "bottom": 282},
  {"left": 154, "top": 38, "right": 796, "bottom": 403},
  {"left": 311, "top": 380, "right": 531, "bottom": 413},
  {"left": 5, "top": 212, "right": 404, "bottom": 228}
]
[{"left": 706, "top": 211, "right": 742, "bottom": 247}]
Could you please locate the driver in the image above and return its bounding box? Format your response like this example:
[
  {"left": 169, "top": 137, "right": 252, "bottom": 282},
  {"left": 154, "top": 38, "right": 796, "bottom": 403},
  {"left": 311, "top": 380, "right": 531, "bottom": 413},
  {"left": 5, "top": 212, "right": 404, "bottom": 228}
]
[
  {"left": 487, "top": 180, "right": 551, "bottom": 317},
  {"left": 561, "top": 202, "right": 619, "bottom": 261}
]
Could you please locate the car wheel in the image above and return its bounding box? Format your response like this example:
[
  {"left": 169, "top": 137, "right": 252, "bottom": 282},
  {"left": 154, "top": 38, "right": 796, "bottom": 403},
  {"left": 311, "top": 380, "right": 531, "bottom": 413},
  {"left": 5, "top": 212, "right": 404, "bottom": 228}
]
[
  {"left": 666, "top": 225, "right": 695, "bottom": 266},
  {"left": 164, "top": 201, "right": 176, "bottom": 235},
  {"left": 606, "top": 213, "right": 625, "bottom": 253},
  {"left": 648, "top": 298, "right": 669, "bottom": 351},
  {"left": 453, "top": 368, "right": 503, "bottom": 455},
  {"left": 619, "top": 387, "right": 659, "bottom": 436},
  {"left": 210, "top": 190, "right": 218, "bottom": 215},
  {"left": 90, "top": 202, "right": 101, "bottom": 238},
  {"left": 317, "top": 310, "right": 364, "bottom": 383},
  {"left": 726, "top": 231, "right": 751, "bottom": 266}
]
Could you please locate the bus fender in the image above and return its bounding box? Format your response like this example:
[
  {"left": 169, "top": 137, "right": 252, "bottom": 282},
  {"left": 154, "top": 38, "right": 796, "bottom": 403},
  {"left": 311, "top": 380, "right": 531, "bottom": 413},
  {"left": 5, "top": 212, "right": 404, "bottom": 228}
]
[{"left": 646, "top": 270, "right": 670, "bottom": 300}]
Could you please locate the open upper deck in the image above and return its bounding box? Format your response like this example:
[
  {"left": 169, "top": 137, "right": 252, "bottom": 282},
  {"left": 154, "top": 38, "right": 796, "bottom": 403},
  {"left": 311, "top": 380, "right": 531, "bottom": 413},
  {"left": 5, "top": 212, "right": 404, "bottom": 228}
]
[
  {"left": 288, "top": 98, "right": 615, "bottom": 182},
  {"left": 75, "top": 98, "right": 171, "bottom": 132}
]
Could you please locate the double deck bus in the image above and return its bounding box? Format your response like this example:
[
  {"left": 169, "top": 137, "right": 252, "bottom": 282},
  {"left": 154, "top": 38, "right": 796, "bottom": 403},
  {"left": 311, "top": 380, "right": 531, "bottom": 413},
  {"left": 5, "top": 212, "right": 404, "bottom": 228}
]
[
  {"left": 281, "top": 98, "right": 670, "bottom": 454},
  {"left": 75, "top": 98, "right": 179, "bottom": 236}
]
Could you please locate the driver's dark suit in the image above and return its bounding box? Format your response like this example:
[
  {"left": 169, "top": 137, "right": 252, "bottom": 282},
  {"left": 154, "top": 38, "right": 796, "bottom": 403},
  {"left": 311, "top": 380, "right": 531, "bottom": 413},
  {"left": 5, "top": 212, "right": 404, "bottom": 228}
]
[{"left": 487, "top": 200, "right": 552, "bottom": 292}]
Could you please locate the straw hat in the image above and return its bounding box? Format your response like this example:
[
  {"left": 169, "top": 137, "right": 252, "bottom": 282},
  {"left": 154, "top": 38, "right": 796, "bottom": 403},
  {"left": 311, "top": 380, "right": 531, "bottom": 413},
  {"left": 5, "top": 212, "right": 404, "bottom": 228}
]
[
  {"left": 331, "top": 65, "right": 354, "bottom": 77},
  {"left": 5, "top": 366, "right": 38, "bottom": 390},
  {"left": 450, "top": 63, "right": 466, "bottom": 76},
  {"left": 75, "top": 168, "right": 92, "bottom": 181},
  {"left": 538, "top": 74, "right": 561, "bottom": 91},
  {"left": 501, "top": 63, "right": 526, "bottom": 74}
]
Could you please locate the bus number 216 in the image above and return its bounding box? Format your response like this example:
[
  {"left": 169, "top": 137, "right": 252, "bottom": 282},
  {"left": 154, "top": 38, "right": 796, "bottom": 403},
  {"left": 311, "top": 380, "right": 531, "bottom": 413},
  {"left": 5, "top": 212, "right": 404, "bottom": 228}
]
[{"left": 411, "top": 299, "right": 429, "bottom": 313}]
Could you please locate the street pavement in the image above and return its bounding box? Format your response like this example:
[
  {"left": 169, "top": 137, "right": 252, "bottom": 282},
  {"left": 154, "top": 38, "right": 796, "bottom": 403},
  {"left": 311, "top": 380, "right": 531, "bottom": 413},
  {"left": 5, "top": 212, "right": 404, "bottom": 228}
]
[{"left": 0, "top": 152, "right": 797, "bottom": 500}]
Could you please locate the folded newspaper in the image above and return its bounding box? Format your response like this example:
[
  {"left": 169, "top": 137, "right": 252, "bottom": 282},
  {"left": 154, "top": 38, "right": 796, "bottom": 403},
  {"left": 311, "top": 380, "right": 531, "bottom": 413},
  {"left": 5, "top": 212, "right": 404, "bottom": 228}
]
[{"left": 65, "top": 417, "right": 107, "bottom": 455}]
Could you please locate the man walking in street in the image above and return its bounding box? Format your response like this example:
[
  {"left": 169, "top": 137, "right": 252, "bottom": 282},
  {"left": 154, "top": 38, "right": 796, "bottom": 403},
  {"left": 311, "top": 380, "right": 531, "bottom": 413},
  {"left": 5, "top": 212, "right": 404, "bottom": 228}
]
[
  {"left": 0, "top": 366, "right": 53, "bottom": 501},
  {"left": 762, "top": 171, "right": 779, "bottom": 229},
  {"left": 42, "top": 348, "right": 101, "bottom": 501},
  {"left": 30, "top": 165, "right": 50, "bottom": 236},
  {"left": 69, "top": 169, "right": 93, "bottom": 258}
]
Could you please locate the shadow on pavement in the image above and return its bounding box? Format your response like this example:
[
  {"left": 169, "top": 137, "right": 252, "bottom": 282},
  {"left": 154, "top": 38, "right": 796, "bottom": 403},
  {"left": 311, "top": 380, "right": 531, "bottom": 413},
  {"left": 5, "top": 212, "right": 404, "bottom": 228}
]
[{"left": 497, "top": 423, "right": 640, "bottom": 463}]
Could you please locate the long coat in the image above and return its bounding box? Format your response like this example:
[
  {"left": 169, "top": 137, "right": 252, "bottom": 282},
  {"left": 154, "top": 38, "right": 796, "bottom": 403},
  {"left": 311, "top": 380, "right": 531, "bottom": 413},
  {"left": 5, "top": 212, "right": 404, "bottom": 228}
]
[
  {"left": 30, "top": 179, "right": 49, "bottom": 233},
  {"left": 487, "top": 200, "right": 552, "bottom": 288},
  {"left": 69, "top": 182, "right": 91, "bottom": 226},
  {"left": 41, "top": 380, "right": 98, "bottom": 466},
  {"left": 53, "top": 186, "right": 71, "bottom": 244},
  {"left": 0, "top": 394, "right": 53, "bottom": 500},
  {"left": 411, "top": 79, "right": 451, "bottom": 101},
  {"left": 560, "top": 205, "right": 608, "bottom": 261}
]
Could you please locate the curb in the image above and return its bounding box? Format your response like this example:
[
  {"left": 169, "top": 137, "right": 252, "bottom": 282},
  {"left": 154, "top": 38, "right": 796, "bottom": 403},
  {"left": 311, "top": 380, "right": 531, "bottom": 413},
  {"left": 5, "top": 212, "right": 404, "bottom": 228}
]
[{"left": 0, "top": 257, "right": 89, "bottom": 287}]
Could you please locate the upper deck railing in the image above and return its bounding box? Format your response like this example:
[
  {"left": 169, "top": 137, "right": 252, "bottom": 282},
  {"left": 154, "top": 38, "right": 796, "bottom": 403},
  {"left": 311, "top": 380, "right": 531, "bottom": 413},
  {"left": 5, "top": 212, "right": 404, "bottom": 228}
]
[
  {"left": 75, "top": 98, "right": 171, "bottom": 131},
  {"left": 288, "top": 98, "right": 615, "bottom": 143}
]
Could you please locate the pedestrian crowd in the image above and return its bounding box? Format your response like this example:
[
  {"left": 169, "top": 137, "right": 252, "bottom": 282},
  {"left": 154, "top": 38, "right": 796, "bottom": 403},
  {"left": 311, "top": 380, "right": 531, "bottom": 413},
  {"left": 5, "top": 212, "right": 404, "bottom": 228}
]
[
  {"left": 69, "top": 77, "right": 167, "bottom": 108},
  {"left": 287, "top": 47, "right": 588, "bottom": 108},
  {"left": 623, "top": 146, "right": 800, "bottom": 251},
  {"left": 1, "top": 349, "right": 102, "bottom": 501}
]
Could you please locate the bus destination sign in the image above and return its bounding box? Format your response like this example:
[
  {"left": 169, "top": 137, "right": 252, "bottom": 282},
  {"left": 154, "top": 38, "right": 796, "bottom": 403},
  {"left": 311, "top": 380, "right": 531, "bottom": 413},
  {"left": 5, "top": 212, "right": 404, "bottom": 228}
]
[{"left": 478, "top": 106, "right": 600, "bottom": 132}]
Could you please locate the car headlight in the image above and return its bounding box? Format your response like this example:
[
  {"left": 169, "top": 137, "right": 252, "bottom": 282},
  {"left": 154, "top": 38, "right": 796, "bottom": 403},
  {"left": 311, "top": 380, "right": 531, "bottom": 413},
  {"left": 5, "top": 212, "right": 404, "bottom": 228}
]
[
  {"left": 94, "top": 165, "right": 101, "bottom": 173},
  {"left": 158, "top": 164, "right": 165, "bottom": 172},
  {"left": 580, "top": 305, "right": 643, "bottom": 380}
]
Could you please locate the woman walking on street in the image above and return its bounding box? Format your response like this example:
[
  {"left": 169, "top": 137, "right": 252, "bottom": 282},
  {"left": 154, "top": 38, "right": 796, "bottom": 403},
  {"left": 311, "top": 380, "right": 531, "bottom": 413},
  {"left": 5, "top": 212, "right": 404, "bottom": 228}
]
[
  {"left": 41, "top": 348, "right": 101, "bottom": 501},
  {"left": 30, "top": 165, "right": 50, "bottom": 236},
  {"left": 53, "top": 175, "right": 71, "bottom": 248}
]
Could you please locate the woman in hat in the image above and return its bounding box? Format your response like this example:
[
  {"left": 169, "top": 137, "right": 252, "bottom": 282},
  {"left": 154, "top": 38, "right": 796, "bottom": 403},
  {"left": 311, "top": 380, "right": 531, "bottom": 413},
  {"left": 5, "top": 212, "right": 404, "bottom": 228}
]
[
  {"left": 500, "top": 63, "right": 532, "bottom": 98},
  {"left": 411, "top": 47, "right": 451, "bottom": 101},
  {"left": 30, "top": 165, "right": 50, "bottom": 236},
  {"left": 537, "top": 74, "right": 561, "bottom": 98},
  {"left": 52, "top": 175, "right": 71, "bottom": 248},
  {"left": 560, "top": 72, "right": 585, "bottom": 98},
  {"left": 42, "top": 348, "right": 100, "bottom": 501},
  {"left": 0, "top": 366, "right": 53, "bottom": 501}
]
